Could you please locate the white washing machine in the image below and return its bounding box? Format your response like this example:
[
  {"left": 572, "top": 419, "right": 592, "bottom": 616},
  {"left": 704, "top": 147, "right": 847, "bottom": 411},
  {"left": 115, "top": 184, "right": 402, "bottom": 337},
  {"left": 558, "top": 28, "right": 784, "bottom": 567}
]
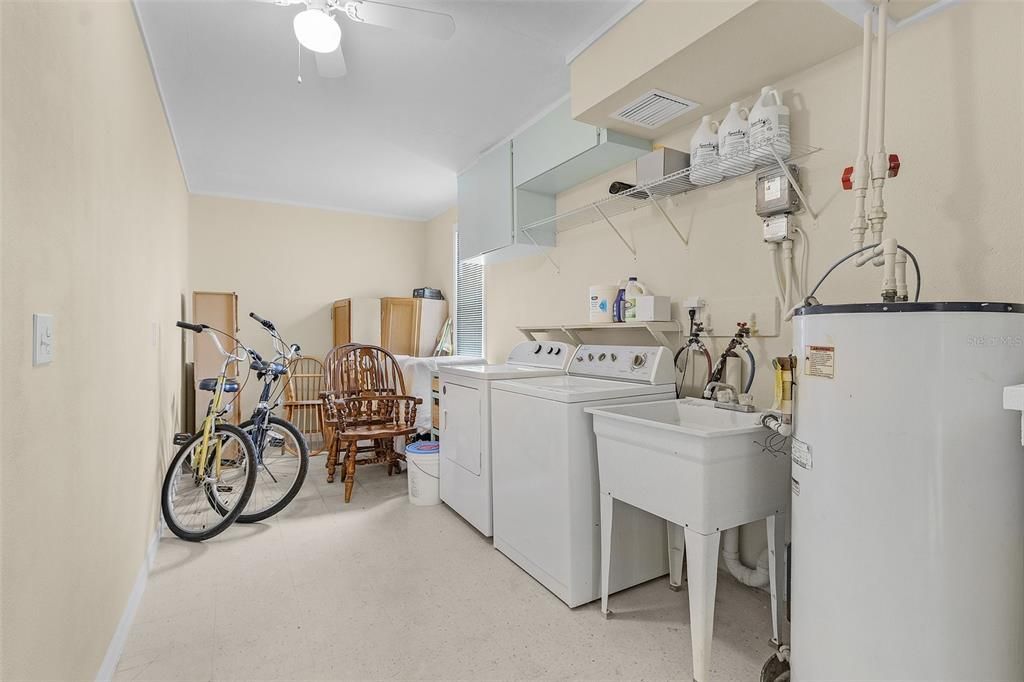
[
  {"left": 439, "top": 341, "right": 575, "bottom": 537},
  {"left": 490, "top": 345, "right": 677, "bottom": 608}
]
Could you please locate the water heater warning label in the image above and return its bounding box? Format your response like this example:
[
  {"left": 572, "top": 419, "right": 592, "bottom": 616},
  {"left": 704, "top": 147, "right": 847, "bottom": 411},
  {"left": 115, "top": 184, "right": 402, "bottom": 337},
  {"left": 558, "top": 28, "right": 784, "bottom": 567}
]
[{"left": 805, "top": 345, "right": 835, "bottom": 378}]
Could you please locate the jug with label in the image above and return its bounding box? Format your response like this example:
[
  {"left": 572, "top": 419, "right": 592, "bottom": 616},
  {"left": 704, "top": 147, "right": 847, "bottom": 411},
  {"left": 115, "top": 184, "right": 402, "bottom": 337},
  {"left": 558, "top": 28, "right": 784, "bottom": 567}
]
[
  {"left": 718, "top": 102, "right": 754, "bottom": 176},
  {"left": 623, "top": 277, "right": 647, "bottom": 321},
  {"left": 613, "top": 287, "right": 626, "bottom": 323},
  {"left": 749, "top": 86, "right": 791, "bottom": 166},
  {"left": 689, "top": 116, "right": 722, "bottom": 186}
]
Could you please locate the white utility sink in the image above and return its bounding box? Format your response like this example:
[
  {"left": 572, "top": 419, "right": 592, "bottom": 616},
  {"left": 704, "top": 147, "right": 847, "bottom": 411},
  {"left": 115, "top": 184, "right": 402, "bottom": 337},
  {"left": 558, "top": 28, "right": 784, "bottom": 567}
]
[{"left": 586, "top": 398, "right": 790, "bottom": 682}]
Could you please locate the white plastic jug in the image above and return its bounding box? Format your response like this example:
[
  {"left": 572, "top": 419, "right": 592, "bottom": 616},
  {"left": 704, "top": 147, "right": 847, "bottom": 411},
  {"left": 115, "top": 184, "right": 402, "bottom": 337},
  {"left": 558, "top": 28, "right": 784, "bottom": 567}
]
[
  {"left": 623, "top": 277, "right": 647, "bottom": 321},
  {"left": 718, "top": 102, "right": 754, "bottom": 176},
  {"left": 749, "top": 86, "right": 791, "bottom": 165},
  {"left": 589, "top": 284, "right": 618, "bottom": 323},
  {"left": 690, "top": 116, "right": 722, "bottom": 186}
]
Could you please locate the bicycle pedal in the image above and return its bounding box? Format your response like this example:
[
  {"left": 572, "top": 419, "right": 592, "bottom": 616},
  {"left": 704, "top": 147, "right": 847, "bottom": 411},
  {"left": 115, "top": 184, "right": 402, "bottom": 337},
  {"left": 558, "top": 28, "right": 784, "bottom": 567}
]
[
  {"left": 268, "top": 436, "right": 286, "bottom": 448},
  {"left": 215, "top": 485, "right": 233, "bottom": 493},
  {"left": 173, "top": 433, "right": 191, "bottom": 446}
]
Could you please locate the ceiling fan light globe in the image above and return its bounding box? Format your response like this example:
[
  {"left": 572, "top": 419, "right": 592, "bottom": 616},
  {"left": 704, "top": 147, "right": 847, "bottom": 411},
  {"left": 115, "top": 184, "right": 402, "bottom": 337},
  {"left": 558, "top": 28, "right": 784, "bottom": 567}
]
[{"left": 293, "top": 9, "right": 341, "bottom": 54}]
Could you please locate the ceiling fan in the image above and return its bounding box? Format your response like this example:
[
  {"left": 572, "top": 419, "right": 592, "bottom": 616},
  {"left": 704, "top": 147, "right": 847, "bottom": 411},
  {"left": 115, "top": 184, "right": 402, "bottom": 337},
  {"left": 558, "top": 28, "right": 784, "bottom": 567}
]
[{"left": 263, "top": 0, "right": 456, "bottom": 79}]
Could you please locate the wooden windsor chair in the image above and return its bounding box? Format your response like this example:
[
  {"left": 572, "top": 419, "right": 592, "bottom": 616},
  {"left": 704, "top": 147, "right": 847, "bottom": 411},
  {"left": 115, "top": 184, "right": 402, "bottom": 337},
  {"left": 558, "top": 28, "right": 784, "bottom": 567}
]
[
  {"left": 282, "top": 357, "right": 329, "bottom": 457},
  {"left": 321, "top": 344, "right": 421, "bottom": 503}
]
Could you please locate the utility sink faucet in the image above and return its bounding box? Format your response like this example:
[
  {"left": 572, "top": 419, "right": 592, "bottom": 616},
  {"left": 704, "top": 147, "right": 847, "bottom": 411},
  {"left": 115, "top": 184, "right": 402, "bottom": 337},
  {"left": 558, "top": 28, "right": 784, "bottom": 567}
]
[{"left": 704, "top": 381, "right": 738, "bottom": 402}]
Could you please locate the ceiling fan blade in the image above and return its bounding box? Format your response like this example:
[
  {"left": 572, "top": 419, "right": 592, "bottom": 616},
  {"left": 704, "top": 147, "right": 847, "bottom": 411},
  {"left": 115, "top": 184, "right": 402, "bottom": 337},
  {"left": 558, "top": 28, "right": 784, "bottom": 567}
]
[
  {"left": 315, "top": 46, "right": 348, "bottom": 78},
  {"left": 343, "top": 1, "right": 455, "bottom": 40}
]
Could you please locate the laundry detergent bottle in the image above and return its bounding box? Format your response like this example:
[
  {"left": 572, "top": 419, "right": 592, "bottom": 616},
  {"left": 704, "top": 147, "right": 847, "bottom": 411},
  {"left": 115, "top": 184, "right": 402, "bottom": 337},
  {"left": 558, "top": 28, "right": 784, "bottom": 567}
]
[
  {"left": 748, "top": 86, "right": 791, "bottom": 165},
  {"left": 689, "top": 116, "right": 722, "bottom": 186},
  {"left": 623, "top": 277, "right": 647, "bottom": 321},
  {"left": 718, "top": 102, "right": 753, "bottom": 176}
]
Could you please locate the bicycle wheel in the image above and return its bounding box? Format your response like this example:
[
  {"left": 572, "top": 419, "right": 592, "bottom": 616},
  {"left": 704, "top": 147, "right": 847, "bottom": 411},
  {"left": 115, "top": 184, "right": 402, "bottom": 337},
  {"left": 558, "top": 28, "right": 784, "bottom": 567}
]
[
  {"left": 161, "top": 423, "right": 257, "bottom": 542},
  {"left": 235, "top": 416, "right": 309, "bottom": 523}
]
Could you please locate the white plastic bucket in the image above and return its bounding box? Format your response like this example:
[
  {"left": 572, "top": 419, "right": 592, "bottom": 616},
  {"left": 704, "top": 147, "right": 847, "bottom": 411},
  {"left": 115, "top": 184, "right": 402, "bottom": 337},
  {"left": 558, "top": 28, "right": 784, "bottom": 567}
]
[
  {"left": 405, "top": 441, "right": 440, "bottom": 506},
  {"left": 589, "top": 285, "right": 618, "bottom": 322}
]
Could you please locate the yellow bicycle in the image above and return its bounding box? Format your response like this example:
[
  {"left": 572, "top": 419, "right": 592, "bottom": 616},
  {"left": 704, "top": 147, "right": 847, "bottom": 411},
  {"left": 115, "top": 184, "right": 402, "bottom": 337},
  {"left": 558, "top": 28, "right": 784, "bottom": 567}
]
[{"left": 161, "top": 321, "right": 257, "bottom": 541}]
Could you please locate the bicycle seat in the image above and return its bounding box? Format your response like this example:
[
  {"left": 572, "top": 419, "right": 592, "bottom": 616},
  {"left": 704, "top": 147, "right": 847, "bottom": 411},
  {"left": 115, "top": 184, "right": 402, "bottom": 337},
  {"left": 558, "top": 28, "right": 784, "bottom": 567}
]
[{"left": 198, "top": 378, "right": 240, "bottom": 393}]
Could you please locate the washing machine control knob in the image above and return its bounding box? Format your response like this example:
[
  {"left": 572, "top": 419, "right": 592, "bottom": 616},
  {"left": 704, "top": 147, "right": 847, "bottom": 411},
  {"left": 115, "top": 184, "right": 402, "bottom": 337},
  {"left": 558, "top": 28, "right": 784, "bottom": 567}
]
[
  {"left": 598, "top": 353, "right": 607, "bottom": 361},
  {"left": 534, "top": 344, "right": 543, "bottom": 354},
  {"left": 610, "top": 353, "right": 618, "bottom": 362},
  {"left": 632, "top": 353, "right": 647, "bottom": 368},
  {"left": 588, "top": 353, "right": 594, "bottom": 361},
  {"left": 576, "top": 355, "right": 584, "bottom": 362}
]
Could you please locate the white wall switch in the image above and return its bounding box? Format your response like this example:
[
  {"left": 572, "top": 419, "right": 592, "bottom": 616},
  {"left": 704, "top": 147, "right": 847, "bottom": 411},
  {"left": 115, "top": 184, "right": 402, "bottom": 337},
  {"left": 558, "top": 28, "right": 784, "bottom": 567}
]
[{"left": 33, "top": 313, "right": 54, "bottom": 366}]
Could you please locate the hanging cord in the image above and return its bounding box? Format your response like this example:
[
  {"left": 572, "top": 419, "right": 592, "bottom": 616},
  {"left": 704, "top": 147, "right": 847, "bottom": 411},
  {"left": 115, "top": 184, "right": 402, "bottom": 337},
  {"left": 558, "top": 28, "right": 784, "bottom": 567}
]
[{"left": 804, "top": 242, "right": 922, "bottom": 304}]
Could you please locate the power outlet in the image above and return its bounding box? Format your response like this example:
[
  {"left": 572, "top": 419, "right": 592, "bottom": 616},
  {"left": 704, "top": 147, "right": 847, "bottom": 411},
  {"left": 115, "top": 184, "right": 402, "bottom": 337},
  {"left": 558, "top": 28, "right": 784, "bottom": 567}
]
[{"left": 33, "top": 313, "right": 54, "bottom": 366}]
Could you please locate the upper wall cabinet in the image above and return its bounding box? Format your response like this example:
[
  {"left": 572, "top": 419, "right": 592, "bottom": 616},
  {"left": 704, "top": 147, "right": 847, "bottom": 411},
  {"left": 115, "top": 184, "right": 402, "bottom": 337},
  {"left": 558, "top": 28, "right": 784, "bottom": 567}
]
[
  {"left": 458, "top": 140, "right": 514, "bottom": 260},
  {"left": 457, "top": 141, "right": 555, "bottom": 263},
  {"left": 513, "top": 100, "right": 650, "bottom": 198},
  {"left": 457, "top": 101, "right": 649, "bottom": 262}
]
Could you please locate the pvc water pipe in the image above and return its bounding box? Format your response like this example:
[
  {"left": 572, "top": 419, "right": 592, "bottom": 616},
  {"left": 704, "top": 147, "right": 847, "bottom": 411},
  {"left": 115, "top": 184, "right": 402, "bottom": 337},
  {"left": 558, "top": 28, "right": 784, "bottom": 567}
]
[
  {"left": 723, "top": 527, "right": 770, "bottom": 588},
  {"left": 769, "top": 242, "right": 786, "bottom": 304},
  {"left": 782, "top": 240, "right": 796, "bottom": 310},
  {"left": 880, "top": 237, "right": 898, "bottom": 300},
  {"left": 850, "top": 8, "right": 873, "bottom": 250},
  {"left": 895, "top": 250, "right": 909, "bottom": 301},
  {"left": 868, "top": 0, "right": 890, "bottom": 264}
]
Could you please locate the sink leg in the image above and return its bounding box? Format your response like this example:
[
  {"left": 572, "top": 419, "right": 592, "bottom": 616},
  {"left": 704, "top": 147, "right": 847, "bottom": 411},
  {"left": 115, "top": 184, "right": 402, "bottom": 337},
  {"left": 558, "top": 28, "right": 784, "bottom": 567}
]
[
  {"left": 767, "top": 512, "right": 788, "bottom": 647},
  {"left": 600, "top": 492, "right": 614, "bottom": 618},
  {"left": 684, "top": 527, "right": 720, "bottom": 682},
  {"left": 667, "top": 521, "right": 686, "bottom": 591}
]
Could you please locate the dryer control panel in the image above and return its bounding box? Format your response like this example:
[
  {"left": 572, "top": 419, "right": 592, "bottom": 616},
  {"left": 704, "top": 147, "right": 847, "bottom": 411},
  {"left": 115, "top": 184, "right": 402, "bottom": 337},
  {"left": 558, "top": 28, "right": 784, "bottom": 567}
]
[
  {"left": 506, "top": 341, "right": 577, "bottom": 369},
  {"left": 568, "top": 345, "right": 675, "bottom": 385}
]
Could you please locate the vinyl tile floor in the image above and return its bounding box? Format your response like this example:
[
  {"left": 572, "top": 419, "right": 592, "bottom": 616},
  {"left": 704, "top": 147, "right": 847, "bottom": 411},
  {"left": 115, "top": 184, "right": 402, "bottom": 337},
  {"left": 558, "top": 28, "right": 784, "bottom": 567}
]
[{"left": 115, "top": 455, "right": 777, "bottom": 681}]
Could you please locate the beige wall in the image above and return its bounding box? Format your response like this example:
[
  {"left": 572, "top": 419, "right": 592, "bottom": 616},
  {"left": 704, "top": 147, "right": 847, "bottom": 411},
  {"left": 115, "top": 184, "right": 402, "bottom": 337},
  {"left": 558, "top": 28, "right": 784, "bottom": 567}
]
[
  {"left": 1, "top": 2, "right": 189, "bottom": 679},
  {"left": 488, "top": 0, "right": 1024, "bottom": 394},
  {"left": 425, "top": 206, "right": 457, "bottom": 301},
  {"left": 188, "top": 195, "right": 433, "bottom": 413},
  {"left": 439, "top": 1, "right": 1024, "bottom": 563}
]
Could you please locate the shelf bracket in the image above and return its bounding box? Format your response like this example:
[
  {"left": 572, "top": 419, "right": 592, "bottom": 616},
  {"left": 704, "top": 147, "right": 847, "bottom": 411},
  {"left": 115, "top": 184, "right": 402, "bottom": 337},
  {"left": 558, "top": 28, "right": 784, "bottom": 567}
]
[
  {"left": 769, "top": 146, "right": 818, "bottom": 221},
  {"left": 559, "top": 326, "right": 584, "bottom": 345},
  {"left": 594, "top": 204, "right": 637, "bottom": 258},
  {"left": 521, "top": 227, "right": 561, "bottom": 274},
  {"left": 650, "top": 197, "right": 688, "bottom": 246}
]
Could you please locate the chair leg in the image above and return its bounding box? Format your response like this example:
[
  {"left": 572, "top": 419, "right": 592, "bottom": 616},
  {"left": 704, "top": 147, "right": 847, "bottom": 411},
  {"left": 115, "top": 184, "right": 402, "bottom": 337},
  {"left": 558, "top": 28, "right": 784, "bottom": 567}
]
[
  {"left": 344, "top": 442, "right": 357, "bottom": 503},
  {"left": 326, "top": 439, "right": 337, "bottom": 483}
]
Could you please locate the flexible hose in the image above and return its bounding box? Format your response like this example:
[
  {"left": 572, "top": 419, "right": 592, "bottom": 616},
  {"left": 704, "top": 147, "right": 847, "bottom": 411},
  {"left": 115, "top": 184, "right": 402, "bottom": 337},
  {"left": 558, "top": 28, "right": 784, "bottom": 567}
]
[
  {"left": 897, "top": 244, "right": 922, "bottom": 302},
  {"left": 807, "top": 242, "right": 922, "bottom": 304},
  {"left": 743, "top": 347, "right": 756, "bottom": 394}
]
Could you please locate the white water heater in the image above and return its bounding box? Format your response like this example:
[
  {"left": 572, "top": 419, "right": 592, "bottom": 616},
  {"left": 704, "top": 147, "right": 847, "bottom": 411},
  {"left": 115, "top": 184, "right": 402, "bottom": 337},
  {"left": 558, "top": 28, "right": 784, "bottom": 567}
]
[{"left": 790, "top": 302, "right": 1024, "bottom": 680}]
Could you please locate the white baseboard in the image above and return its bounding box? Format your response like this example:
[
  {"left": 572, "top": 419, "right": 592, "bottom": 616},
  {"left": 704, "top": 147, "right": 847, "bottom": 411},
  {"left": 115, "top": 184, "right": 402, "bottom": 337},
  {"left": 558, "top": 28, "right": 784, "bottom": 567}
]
[{"left": 96, "top": 527, "right": 161, "bottom": 681}]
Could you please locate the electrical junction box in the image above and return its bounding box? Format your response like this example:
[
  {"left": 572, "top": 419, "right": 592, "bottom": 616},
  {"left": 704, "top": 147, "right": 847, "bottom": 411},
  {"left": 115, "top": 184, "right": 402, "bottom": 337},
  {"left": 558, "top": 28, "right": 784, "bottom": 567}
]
[
  {"left": 763, "top": 214, "right": 795, "bottom": 243},
  {"left": 755, "top": 164, "right": 801, "bottom": 217}
]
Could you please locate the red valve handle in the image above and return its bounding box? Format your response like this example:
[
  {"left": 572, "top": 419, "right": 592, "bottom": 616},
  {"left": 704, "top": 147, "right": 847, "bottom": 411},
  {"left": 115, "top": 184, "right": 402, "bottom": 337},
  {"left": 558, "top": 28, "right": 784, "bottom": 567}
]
[
  {"left": 888, "top": 153, "right": 901, "bottom": 178},
  {"left": 841, "top": 165, "right": 854, "bottom": 190}
]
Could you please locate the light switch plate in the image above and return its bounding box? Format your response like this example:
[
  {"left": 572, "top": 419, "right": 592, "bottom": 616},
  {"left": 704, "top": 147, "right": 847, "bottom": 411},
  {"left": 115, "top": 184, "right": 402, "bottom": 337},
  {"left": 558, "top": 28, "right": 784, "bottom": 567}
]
[{"left": 33, "top": 313, "right": 54, "bottom": 365}]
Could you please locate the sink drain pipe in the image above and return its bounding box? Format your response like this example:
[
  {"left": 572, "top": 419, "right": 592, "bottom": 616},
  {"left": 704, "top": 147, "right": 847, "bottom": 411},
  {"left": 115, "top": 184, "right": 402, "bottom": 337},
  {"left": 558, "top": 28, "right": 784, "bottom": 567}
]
[{"left": 723, "top": 527, "right": 770, "bottom": 588}]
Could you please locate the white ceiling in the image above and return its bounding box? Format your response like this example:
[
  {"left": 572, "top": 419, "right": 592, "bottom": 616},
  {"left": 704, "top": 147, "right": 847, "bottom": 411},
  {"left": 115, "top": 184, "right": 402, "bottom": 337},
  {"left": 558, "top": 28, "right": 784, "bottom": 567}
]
[{"left": 134, "top": 0, "right": 635, "bottom": 220}]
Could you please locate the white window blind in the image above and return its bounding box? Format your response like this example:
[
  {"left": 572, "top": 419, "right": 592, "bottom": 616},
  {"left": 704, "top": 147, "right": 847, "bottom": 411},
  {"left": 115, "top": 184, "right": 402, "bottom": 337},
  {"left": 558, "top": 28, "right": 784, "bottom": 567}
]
[{"left": 454, "top": 231, "right": 485, "bottom": 358}]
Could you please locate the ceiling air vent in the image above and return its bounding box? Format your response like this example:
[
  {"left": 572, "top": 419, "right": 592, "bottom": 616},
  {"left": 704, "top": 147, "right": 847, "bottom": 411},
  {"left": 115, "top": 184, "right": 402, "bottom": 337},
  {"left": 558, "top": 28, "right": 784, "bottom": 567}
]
[{"left": 610, "top": 90, "right": 699, "bottom": 129}]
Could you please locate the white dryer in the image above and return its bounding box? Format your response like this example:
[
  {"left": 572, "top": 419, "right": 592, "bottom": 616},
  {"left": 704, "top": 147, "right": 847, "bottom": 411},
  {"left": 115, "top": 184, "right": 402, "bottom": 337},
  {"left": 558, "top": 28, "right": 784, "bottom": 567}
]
[
  {"left": 490, "top": 345, "right": 677, "bottom": 608},
  {"left": 439, "top": 341, "right": 575, "bottom": 537}
]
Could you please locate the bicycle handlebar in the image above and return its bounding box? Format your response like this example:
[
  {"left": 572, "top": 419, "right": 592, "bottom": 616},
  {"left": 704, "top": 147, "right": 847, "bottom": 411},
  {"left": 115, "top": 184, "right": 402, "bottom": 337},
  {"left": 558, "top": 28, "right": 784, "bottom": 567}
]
[
  {"left": 249, "top": 312, "right": 276, "bottom": 332},
  {"left": 176, "top": 321, "right": 206, "bottom": 333}
]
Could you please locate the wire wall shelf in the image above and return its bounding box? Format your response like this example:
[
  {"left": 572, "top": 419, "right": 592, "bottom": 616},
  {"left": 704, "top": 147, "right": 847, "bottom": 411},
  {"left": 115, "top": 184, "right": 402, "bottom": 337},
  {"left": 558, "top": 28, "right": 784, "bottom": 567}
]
[{"left": 519, "top": 138, "right": 821, "bottom": 259}]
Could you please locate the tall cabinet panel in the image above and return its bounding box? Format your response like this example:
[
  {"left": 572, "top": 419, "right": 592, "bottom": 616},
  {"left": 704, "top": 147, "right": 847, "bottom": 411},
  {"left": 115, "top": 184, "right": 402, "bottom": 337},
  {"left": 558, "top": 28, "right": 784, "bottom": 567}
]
[
  {"left": 191, "top": 291, "right": 239, "bottom": 426},
  {"left": 332, "top": 297, "right": 382, "bottom": 347},
  {"left": 380, "top": 298, "right": 448, "bottom": 357}
]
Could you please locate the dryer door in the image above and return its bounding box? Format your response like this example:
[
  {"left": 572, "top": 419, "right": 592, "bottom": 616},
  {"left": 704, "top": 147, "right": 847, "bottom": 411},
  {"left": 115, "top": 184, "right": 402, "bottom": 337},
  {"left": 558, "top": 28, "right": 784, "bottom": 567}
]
[{"left": 442, "top": 381, "right": 482, "bottom": 476}]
